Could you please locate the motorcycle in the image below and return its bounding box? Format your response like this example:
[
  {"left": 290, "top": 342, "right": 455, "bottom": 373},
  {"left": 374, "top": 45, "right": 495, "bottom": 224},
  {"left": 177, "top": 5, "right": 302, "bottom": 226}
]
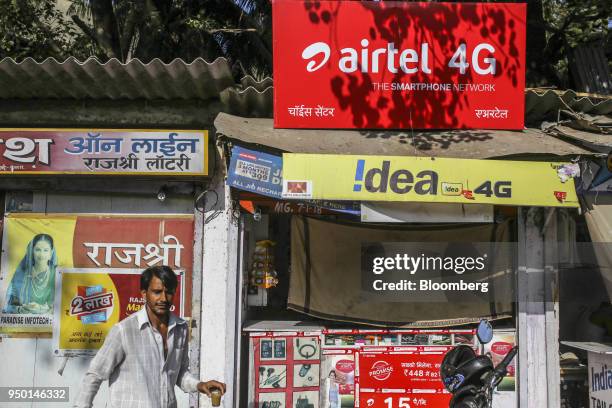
[{"left": 440, "top": 320, "right": 518, "bottom": 408}]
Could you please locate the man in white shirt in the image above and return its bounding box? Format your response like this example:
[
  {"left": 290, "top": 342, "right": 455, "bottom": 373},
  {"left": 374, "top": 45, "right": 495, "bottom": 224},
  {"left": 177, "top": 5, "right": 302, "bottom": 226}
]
[{"left": 74, "top": 265, "right": 225, "bottom": 408}]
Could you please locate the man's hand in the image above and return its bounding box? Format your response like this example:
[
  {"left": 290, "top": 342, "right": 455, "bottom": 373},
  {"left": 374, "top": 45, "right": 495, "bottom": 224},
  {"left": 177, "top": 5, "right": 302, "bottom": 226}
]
[{"left": 197, "top": 380, "right": 226, "bottom": 397}]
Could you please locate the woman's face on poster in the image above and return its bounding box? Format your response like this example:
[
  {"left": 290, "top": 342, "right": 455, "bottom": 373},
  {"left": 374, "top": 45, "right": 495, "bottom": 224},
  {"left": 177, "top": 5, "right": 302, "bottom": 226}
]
[{"left": 33, "top": 240, "right": 52, "bottom": 268}]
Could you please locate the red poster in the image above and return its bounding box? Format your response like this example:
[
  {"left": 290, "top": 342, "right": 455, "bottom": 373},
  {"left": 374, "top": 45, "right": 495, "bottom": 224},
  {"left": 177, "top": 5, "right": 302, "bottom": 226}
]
[
  {"left": 273, "top": 1, "right": 526, "bottom": 129},
  {"left": 71, "top": 216, "right": 194, "bottom": 314},
  {"left": 359, "top": 348, "right": 450, "bottom": 391},
  {"left": 252, "top": 334, "right": 321, "bottom": 408},
  {"left": 1, "top": 214, "right": 194, "bottom": 337},
  {"left": 358, "top": 391, "right": 451, "bottom": 408},
  {"left": 38, "top": 214, "right": 196, "bottom": 354}
]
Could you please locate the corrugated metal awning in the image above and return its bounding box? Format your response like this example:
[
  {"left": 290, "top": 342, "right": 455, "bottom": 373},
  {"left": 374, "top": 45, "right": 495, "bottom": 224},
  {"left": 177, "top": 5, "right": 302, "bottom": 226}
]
[
  {"left": 2, "top": 57, "right": 610, "bottom": 123},
  {"left": 220, "top": 76, "right": 273, "bottom": 118},
  {"left": 525, "top": 89, "right": 612, "bottom": 122},
  {"left": 0, "top": 56, "right": 234, "bottom": 100},
  {"left": 214, "top": 113, "right": 592, "bottom": 159}
]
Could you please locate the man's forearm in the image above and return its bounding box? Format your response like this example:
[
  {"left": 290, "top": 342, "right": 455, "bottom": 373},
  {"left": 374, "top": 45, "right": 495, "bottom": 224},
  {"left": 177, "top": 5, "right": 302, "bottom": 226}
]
[
  {"left": 73, "top": 371, "right": 104, "bottom": 408},
  {"left": 178, "top": 370, "right": 200, "bottom": 393},
  {"left": 177, "top": 332, "right": 201, "bottom": 393}
]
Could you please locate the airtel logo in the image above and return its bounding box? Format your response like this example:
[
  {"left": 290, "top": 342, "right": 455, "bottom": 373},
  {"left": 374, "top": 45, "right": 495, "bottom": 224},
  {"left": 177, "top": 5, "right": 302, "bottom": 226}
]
[
  {"left": 301, "top": 40, "right": 430, "bottom": 74},
  {"left": 368, "top": 360, "right": 394, "bottom": 381},
  {"left": 302, "top": 42, "right": 331, "bottom": 72},
  {"left": 301, "top": 40, "right": 497, "bottom": 75}
]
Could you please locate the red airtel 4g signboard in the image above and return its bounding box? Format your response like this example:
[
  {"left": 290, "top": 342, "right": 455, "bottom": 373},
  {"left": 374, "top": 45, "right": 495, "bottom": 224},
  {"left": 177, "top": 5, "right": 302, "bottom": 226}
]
[{"left": 273, "top": 1, "right": 526, "bottom": 129}]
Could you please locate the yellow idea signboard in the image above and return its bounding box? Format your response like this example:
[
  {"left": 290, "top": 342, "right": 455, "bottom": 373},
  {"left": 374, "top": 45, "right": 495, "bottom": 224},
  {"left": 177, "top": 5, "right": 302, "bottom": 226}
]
[{"left": 280, "top": 154, "right": 578, "bottom": 207}]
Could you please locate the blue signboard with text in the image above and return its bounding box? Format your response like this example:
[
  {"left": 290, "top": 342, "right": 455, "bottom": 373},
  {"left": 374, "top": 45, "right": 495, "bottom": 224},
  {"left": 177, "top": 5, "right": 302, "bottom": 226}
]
[{"left": 228, "top": 146, "right": 283, "bottom": 198}]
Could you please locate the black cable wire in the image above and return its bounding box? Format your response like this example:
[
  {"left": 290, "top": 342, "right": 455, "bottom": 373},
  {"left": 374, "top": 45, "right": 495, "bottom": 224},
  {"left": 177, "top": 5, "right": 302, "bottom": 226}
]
[{"left": 195, "top": 189, "right": 219, "bottom": 214}]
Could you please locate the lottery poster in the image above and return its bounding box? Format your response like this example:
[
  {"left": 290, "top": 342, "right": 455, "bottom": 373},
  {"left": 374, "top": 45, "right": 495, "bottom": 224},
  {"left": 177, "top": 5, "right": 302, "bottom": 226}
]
[{"left": 0, "top": 213, "right": 193, "bottom": 342}]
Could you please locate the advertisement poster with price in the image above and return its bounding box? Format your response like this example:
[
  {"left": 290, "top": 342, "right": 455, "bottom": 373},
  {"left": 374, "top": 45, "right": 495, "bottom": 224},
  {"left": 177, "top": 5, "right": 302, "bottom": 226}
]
[
  {"left": 358, "top": 348, "right": 451, "bottom": 391},
  {"left": 273, "top": 1, "right": 526, "bottom": 129},
  {"left": 358, "top": 391, "right": 451, "bottom": 408},
  {"left": 227, "top": 146, "right": 284, "bottom": 199},
  {"left": 281, "top": 154, "right": 579, "bottom": 207},
  {"left": 0, "top": 129, "right": 208, "bottom": 176},
  {"left": 357, "top": 348, "right": 452, "bottom": 407},
  {"left": 0, "top": 214, "right": 193, "bottom": 337}
]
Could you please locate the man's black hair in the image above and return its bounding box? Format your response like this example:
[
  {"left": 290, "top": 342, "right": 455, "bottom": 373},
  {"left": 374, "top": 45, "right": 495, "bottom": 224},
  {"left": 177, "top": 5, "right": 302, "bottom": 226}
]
[{"left": 140, "top": 265, "right": 178, "bottom": 292}]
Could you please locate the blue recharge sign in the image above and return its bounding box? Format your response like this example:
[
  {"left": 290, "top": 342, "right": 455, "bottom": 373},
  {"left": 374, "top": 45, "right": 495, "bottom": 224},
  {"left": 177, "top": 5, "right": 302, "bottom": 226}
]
[{"left": 227, "top": 146, "right": 283, "bottom": 198}]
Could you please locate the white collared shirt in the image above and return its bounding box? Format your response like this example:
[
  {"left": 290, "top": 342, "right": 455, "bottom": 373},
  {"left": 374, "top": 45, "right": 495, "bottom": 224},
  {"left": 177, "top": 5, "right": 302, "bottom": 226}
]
[{"left": 74, "top": 306, "right": 200, "bottom": 408}]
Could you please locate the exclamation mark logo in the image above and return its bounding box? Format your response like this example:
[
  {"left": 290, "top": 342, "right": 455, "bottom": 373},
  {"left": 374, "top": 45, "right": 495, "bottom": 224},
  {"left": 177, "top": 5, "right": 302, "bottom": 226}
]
[{"left": 354, "top": 159, "right": 365, "bottom": 192}]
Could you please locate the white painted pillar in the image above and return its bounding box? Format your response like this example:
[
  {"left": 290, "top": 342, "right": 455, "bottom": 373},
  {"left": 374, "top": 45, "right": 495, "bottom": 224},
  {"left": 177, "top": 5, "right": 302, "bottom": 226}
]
[
  {"left": 517, "top": 207, "right": 560, "bottom": 407},
  {"left": 199, "top": 165, "right": 239, "bottom": 408},
  {"left": 544, "top": 209, "right": 561, "bottom": 407}
]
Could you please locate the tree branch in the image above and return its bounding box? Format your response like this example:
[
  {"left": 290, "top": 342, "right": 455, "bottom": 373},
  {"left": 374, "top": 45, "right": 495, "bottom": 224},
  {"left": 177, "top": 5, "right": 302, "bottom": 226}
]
[
  {"left": 70, "top": 15, "right": 97, "bottom": 44},
  {"left": 71, "top": 14, "right": 115, "bottom": 59},
  {"left": 90, "top": 0, "right": 122, "bottom": 59}
]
